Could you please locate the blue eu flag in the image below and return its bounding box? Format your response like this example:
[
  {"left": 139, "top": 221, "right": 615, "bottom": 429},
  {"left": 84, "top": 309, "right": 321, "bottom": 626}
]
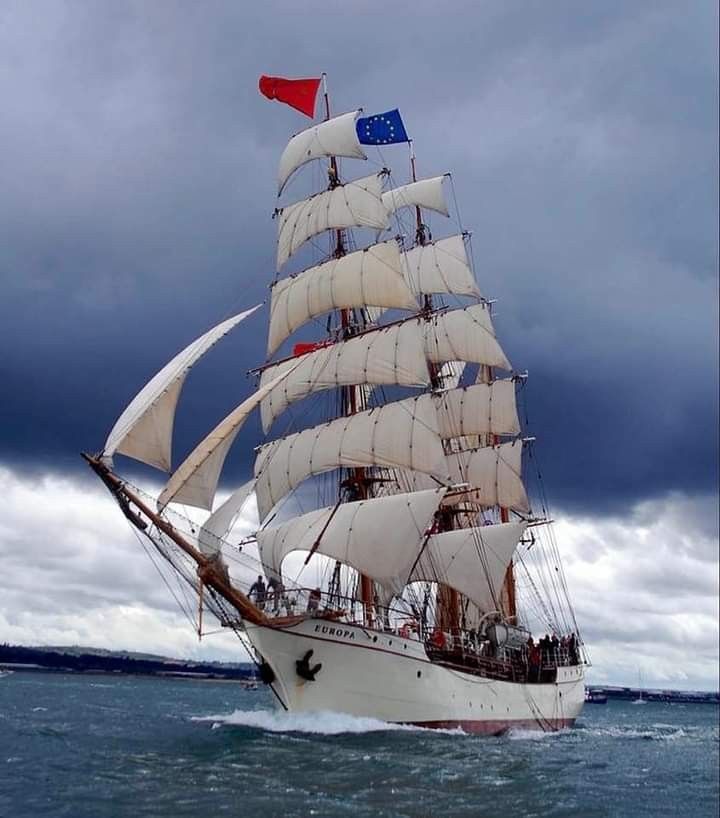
[{"left": 356, "top": 109, "right": 409, "bottom": 145}]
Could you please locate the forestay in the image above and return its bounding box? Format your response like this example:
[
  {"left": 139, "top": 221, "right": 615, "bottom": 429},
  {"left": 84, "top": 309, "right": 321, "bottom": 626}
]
[
  {"left": 253, "top": 394, "right": 451, "bottom": 521},
  {"left": 257, "top": 489, "right": 446, "bottom": 593},
  {"left": 383, "top": 175, "right": 450, "bottom": 217},
  {"left": 277, "top": 172, "right": 389, "bottom": 270},
  {"left": 158, "top": 366, "right": 298, "bottom": 511},
  {"left": 424, "top": 304, "right": 512, "bottom": 371},
  {"left": 103, "top": 305, "right": 261, "bottom": 471},
  {"left": 278, "top": 111, "right": 367, "bottom": 194},
  {"left": 447, "top": 440, "right": 529, "bottom": 512},
  {"left": 433, "top": 380, "right": 520, "bottom": 439},
  {"left": 413, "top": 521, "right": 528, "bottom": 612},
  {"left": 267, "top": 241, "right": 417, "bottom": 355},
  {"left": 259, "top": 319, "right": 430, "bottom": 432},
  {"left": 403, "top": 235, "right": 480, "bottom": 298}
]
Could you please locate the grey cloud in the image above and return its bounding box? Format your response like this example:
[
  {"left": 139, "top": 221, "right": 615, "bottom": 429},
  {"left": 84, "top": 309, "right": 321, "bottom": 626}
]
[{"left": 0, "top": 0, "right": 717, "bottom": 518}]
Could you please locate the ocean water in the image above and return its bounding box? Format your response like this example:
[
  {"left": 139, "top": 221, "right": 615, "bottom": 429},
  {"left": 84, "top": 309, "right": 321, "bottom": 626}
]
[{"left": 1, "top": 672, "right": 718, "bottom": 817}]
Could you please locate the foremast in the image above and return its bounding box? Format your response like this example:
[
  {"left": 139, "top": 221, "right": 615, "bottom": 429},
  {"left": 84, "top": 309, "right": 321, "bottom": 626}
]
[{"left": 321, "top": 73, "right": 375, "bottom": 626}]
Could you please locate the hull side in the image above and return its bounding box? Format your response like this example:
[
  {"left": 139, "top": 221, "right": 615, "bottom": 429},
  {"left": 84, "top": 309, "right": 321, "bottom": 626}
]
[{"left": 246, "top": 619, "right": 585, "bottom": 733}]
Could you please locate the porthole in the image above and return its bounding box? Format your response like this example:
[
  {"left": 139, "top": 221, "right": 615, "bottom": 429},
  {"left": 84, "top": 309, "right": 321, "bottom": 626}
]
[
  {"left": 417, "top": 670, "right": 422, "bottom": 678},
  {"left": 372, "top": 636, "right": 378, "bottom": 643}
]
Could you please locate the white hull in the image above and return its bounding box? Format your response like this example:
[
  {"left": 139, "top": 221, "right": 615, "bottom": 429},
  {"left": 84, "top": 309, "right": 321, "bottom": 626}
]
[{"left": 246, "top": 619, "right": 585, "bottom": 734}]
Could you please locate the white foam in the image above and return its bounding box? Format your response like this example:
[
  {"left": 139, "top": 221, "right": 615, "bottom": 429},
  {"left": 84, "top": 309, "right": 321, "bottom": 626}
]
[
  {"left": 506, "top": 727, "right": 568, "bottom": 741},
  {"left": 192, "top": 708, "right": 464, "bottom": 736}
]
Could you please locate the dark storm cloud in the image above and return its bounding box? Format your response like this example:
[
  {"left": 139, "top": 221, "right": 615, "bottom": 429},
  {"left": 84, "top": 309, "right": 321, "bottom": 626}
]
[{"left": 0, "top": 0, "right": 717, "bottom": 513}]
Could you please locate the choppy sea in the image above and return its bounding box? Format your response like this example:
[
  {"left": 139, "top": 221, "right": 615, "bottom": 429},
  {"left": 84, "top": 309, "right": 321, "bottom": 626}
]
[{"left": 1, "top": 672, "right": 718, "bottom": 817}]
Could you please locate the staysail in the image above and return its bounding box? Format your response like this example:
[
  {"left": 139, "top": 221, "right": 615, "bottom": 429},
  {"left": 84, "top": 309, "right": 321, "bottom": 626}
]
[
  {"left": 198, "top": 480, "right": 256, "bottom": 557},
  {"left": 103, "top": 305, "right": 261, "bottom": 471},
  {"left": 158, "top": 366, "right": 299, "bottom": 511}
]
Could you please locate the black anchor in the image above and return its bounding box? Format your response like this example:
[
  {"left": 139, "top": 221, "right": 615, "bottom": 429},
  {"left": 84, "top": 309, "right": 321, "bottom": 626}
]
[{"left": 295, "top": 649, "right": 322, "bottom": 682}]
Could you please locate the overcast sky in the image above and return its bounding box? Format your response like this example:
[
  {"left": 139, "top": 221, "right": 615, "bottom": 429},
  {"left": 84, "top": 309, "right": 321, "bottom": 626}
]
[{"left": 0, "top": 0, "right": 717, "bottom": 689}]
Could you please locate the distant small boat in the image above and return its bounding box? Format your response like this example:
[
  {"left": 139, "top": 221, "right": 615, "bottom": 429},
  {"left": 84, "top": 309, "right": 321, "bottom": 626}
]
[
  {"left": 585, "top": 689, "right": 607, "bottom": 704},
  {"left": 0, "top": 669, "right": 13, "bottom": 678},
  {"left": 632, "top": 670, "right": 647, "bottom": 705}
]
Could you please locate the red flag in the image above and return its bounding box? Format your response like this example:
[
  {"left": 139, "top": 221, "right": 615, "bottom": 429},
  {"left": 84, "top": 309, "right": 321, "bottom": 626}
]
[
  {"left": 258, "top": 75, "right": 321, "bottom": 119},
  {"left": 292, "top": 340, "right": 333, "bottom": 357}
]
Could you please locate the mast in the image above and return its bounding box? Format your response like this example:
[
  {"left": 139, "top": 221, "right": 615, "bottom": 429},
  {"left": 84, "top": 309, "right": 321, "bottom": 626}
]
[
  {"left": 409, "top": 141, "right": 462, "bottom": 641},
  {"left": 322, "top": 73, "right": 374, "bottom": 626}
]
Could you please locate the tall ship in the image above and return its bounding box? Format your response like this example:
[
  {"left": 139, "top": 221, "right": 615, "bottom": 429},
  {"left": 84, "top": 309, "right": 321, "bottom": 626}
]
[{"left": 85, "top": 74, "right": 586, "bottom": 733}]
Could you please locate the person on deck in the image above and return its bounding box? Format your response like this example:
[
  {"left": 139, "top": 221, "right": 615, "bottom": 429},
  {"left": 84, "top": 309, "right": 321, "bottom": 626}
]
[
  {"left": 550, "top": 635, "right": 560, "bottom": 665},
  {"left": 248, "top": 576, "right": 266, "bottom": 610},
  {"left": 268, "top": 576, "right": 284, "bottom": 614},
  {"left": 307, "top": 587, "right": 322, "bottom": 613},
  {"left": 529, "top": 643, "right": 541, "bottom": 682},
  {"left": 568, "top": 632, "right": 579, "bottom": 665}
]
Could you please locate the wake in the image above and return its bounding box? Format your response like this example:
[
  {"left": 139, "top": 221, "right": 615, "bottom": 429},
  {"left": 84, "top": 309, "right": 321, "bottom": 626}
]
[{"left": 192, "top": 708, "right": 464, "bottom": 736}]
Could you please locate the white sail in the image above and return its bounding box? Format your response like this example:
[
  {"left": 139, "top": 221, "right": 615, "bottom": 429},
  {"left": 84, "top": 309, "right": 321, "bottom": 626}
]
[
  {"left": 436, "top": 360, "right": 466, "bottom": 390},
  {"left": 383, "top": 175, "right": 450, "bottom": 218},
  {"left": 158, "top": 366, "right": 298, "bottom": 511},
  {"left": 403, "top": 235, "right": 480, "bottom": 298},
  {"left": 413, "top": 522, "right": 528, "bottom": 612},
  {"left": 258, "top": 489, "right": 446, "bottom": 593},
  {"left": 434, "top": 380, "right": 520, "bottom": 439},
  {"left": 424, "top": 304, "right": 511, "bottom": 371},
  {"left": 448, "top": 440, "right": 529, "bottom": 512},
  {"left": 197, "top": 480, "right": 256, "bottom": 557},
  {"left": 277, "top": 172, "right": 389, "bottom": 270},
  {"left": 254, "top": 394, "right": 450, "bottom": 521},
  {"left": 267, "top": 241, "right": 417, "bottom": 355},
  {"left": 103, "top": 305, "right": 261, "bottom": 471},
  {"left": 278, "top": 110, "right": 367, "bottom": 194},
  {"left": 259, "top": 319, "right": 430, "bottom": 432}
]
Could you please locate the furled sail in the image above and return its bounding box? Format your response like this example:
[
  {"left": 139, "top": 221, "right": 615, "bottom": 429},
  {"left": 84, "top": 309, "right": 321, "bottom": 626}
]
[
  {"left": 158, "top": 366, "right": 299, "bottom": 511},
  {"left": 257, "top": 489, "right": 446, "bottom": 593},
  {"left": 424, "top": 304, "right": 512, "bottom": 371},
  {"left": 267, "top": 241, "right": 417, "bottom": 355},
  {"left": 277, "top": 172, "right": 389, "bottom": 270},
  {"left": 197, "top": 480, "right": 256, "bottom": 557},
  {"left": 403, "top": 234, "right": 480, "bottom": 298},
  {"left": 103, "top": 305, "right": 261, "bottom": 471},
  {"left": 447, "top": 440, "right": 529, "bottom": 512},
  {"left": 254, "top": 394, "right": 451, "bottom": 521},
  {"left": 383, "top": 175, "right": 450, "bottom": 218},
  {"left": 278, "top": 110, "right": 367, "bottom": 194},
  {"left": 413, "top": 521, "right": 528, "bottom": 612},
  {"left": 259, "top": 319, "right": 430, "bottom": 432},
  {"left": 433, "top": 380, "right": 520, "bottom": 439}
]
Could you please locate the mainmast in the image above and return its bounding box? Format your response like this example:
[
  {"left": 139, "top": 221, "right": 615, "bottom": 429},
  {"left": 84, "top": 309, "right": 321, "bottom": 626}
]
[{"left": 409, "top": 141, "right": 462, "bottom": 641}]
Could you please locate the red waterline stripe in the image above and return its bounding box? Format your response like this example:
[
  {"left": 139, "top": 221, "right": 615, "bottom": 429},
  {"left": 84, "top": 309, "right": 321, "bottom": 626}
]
[{"left": 407, "top": 717, "right": 576, "bottom": 735}]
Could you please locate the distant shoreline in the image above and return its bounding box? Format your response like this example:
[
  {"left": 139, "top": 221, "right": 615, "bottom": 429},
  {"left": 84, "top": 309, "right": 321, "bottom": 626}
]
[
  {"left": 0, "top": 644, "right": 257, "bottom": 683},
  {"left": 585, "top": 685, "right": 718, "bottom": 705}
]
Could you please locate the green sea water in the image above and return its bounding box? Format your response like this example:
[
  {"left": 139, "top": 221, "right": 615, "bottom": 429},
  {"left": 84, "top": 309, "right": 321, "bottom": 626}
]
[{"left": 1, "top": 671, "right": 718, "bottom": 817}]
